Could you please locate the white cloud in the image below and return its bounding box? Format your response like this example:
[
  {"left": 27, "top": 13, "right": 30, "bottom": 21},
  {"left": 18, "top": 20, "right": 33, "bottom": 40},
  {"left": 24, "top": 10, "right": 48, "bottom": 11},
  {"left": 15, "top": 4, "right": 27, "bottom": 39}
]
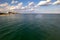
[
  {"left": 16, "top": 2, "right": 35, "bottom": 12},
  {"left": 0, "top": 2, "right": 16, "bottom": 12},
  {"left": 0, "top": 0, "right": 60, "bottom": 13},
  {"left": 47, "top": 0, "right": 51, "bottom": 2},
  {"left": 25, "top": 2, "right": 35, "bottom": 9},
  {"left": 9, "top": 6, "right": 16, "bottom": 10},
  {"left": 0, "top": 2, "right": 16, "bottom": 11},
  {"left": 34, "top": 0, "right": 51, "bottom": 8},
  {"left": 0, "top": 2, "right": 10, "bottom": 13},
  {"left": 21, "top": 7, "right": 26, "bottom": 10},
  {"left": 37, "top": 0, "right": 51, "bottom": 6},
  {"left": 0, "top": 8, "right": 4, "bottom": 12},
  {"left": 30, "top": 8, "right": 35, "bottom": 11},
  {"left": 53, "top": 0, "right": 60, "bottom": 5},
  {"left": 28, "top": 2, "right": 35, "bottom": 6},
  {"left": 0, "top": 2, "right": 8, "bottom": 7},
  {"left": 11, "top": 0, "right": 18, "bottom": 4},
  {"left": 17, "top": 2, "right": 23, "bottom": 7},
  {"left": 9, "top": 2, "right": 23, "bottom": 10},
  {"left": 37, "top": 1, "right": 49, "bottom": 6}
]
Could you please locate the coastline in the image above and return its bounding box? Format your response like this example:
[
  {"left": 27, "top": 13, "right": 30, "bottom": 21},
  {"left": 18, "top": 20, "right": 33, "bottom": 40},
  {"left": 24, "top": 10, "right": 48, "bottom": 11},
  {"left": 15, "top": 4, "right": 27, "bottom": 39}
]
[{"left": 0, "top": 12, "right": 17, "bottom": 16}]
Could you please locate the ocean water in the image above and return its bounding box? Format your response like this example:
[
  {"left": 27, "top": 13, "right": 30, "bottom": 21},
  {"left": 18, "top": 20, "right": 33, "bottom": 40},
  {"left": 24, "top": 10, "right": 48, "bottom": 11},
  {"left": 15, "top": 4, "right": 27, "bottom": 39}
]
[{"left": 0, "top": 14, "right": 60, "bottom": 40}]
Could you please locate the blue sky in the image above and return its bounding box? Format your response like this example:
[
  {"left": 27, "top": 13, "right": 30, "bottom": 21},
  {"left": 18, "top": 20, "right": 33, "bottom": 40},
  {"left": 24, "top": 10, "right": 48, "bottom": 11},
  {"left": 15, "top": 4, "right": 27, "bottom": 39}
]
[
  {"left": 0, "top": 0, "right": 60, "bottom": 13},
  {"left": 0, "top": 0, "right": 57, "bottom": 5}
]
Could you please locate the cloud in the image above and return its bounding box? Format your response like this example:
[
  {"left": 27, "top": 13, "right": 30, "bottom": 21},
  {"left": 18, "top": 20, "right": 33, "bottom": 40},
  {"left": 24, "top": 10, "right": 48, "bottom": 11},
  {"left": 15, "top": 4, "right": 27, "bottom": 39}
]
[
  {"left": 10, "top": 2, "right": 23, "bottom": 10},
  {"left": 0, "top": 2, "right": 8, "bottom": 7},
  {"left": 37, "top": 1, "right": 48, "bottom": 6},
  {"left": 0, "top": 2, "right": 10, "bottom": 13},
  {"left": 21, "top": 6, "right": 27, "bottom": 10},
  {"left": 47, "top": 0, "right": 51, "bottom": 2},
  {"left": 25, "top": 2, "right": 35, "bottom": 9},
  {"left": 37, "top": 0, "right": 51, "bottom": 6},
  {"left": 0, "top": 2, "right": 18, "bottom": 13},
  {"left": 0, "top": 8, "right": 4, "bottom": 12},
  {"left": 11, "top": 0, "right": 18, "bottom": 4},
  {"left": 28, "top": 2, "right": 35, "bottom": 6},
  {"left": 0, "top": 0, "right": 60, "bottom": 13},
  {"left": 53, "top": 0, "right": 60, "bottom": 5},
  {"left": 30, "top": 8, "right": 35, "bottom": 11},
  {"left": 17, "top": 2, "right": 23, "bottom": 7},
  {"left": 34, "top": 0, "right": 51, "bottom": 8},
  {"left": 12, "top": 2, "right": 35, "bottom": 13},
  {"left": 0, "top": 2, "right": 17, "bottom": 12},
  {"left": 33, "top": 8, "right": 60, "bottom": 13},
  {"left": 9, "top": 6, "right": 16, "bottom": 10},
  {"left": 16, "top": 2, "right": 35, "bottom": 11}
]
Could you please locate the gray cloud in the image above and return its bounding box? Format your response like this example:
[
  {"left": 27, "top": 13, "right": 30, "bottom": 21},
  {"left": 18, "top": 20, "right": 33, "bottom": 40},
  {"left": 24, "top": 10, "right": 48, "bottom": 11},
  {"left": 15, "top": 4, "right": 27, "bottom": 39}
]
[{"left": 53, "top": 0, "right": 60, "bottom": 5}]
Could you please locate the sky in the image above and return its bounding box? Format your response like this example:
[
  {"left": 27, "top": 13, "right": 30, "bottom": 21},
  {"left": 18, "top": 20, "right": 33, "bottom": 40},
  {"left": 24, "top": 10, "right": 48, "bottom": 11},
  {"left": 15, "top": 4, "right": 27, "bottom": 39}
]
[{"left": 0, "top": 0, "right": 60, "bottom": 13}]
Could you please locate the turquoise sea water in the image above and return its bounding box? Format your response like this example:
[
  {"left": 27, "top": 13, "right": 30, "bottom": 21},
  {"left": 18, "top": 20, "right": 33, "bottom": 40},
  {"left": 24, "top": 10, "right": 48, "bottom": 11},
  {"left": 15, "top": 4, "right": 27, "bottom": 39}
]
[{"left": 0, "top": 14, "right": 60, "bottom": 40}]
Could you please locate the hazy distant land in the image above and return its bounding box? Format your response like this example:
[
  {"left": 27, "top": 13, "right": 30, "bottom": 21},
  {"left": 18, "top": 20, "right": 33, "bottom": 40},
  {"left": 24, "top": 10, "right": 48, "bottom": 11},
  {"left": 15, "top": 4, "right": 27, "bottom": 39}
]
[
  {"left": 0, "top": 12, "right": 17, "bottom": 16},
  {"left": 0, "top": 12, "right": 60, "bottom": 16}
]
